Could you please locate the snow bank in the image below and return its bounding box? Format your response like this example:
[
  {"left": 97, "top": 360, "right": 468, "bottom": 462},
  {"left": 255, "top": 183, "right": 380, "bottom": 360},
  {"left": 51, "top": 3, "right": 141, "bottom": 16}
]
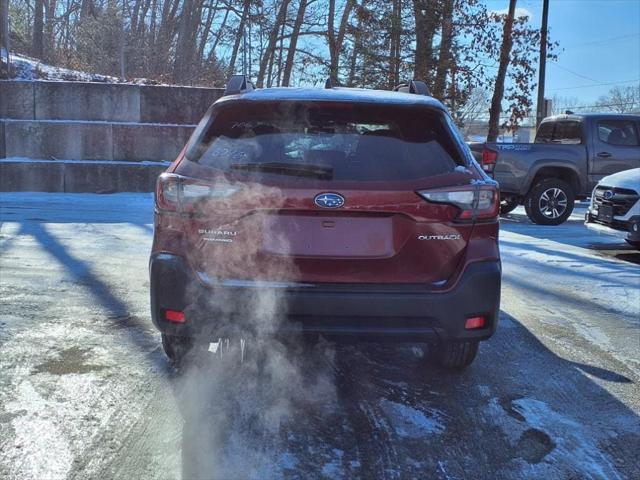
[{"left": 3, "top": 51, "right": 162, "bottom": 85}]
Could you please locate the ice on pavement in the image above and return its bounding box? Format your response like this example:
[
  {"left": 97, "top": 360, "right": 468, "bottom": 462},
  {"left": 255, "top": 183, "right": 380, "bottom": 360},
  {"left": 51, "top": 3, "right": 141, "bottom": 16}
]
[
  {"left": 0, "top": 192, "right": 154, "bottom": 225},
  {"left": 379, "top": 400, "right": 445, "bottom": 437}
]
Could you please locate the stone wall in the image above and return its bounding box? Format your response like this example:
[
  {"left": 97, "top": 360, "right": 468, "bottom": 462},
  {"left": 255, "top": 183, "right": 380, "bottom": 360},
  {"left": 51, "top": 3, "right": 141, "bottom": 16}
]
[
  {"left": 0, "top": 80, "right": 222, "bottom": 123},
  {"left": 0, "top": 80, "right": 225, "bottom": 192}
]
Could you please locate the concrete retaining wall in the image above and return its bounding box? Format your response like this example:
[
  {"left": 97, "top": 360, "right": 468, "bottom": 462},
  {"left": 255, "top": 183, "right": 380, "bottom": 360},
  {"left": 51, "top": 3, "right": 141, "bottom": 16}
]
[
  {"left": 0, "top": 161, "right": 167, "bottom": 192},
  {"left": 0, "top": 80, "right": 224, "bottom": 123},
  {"left": 1, "top": 120, "right": 194, "bottom": 162},
  {"left": 0, "top": 80, "right": 224, "bottom": 192}
]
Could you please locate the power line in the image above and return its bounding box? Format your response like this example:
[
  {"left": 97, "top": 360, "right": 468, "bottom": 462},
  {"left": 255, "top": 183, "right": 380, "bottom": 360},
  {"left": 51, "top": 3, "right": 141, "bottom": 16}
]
[
  {"left": 563, "top": 33, "right": 640, "bottom": 49},
  {"left": 562, "top": 102, "right": 638, "bottom": 110},
  {"left": 549, "top": 78, "right": 640, "bottom": 91},
  {"left": 549, "top": 61, "right": 602, "bottom": 84}
]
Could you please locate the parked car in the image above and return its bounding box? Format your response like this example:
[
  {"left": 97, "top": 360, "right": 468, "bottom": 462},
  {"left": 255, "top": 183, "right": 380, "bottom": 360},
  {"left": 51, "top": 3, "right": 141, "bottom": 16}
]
[
  {"left": 585, "top": 168, "right": 640, "bottom": 249},
  {"left": 149, "top": 77, "right": 501, "bottom": 369},
  {"left": 469, "top": 113, "right": 640, "bottom": 225}
]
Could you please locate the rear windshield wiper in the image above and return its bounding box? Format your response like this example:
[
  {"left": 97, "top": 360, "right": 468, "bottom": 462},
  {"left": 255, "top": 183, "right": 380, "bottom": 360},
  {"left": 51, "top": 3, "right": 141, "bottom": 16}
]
[{"left": 229, "top": 162, "right": 333, "bottom": 180}]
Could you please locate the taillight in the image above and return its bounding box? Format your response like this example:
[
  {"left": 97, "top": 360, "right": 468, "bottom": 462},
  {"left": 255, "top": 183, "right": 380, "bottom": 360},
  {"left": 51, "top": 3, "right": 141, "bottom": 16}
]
[
  {"left": 165, "top": 309, "right": 185, "bottom": 323},
  {"left": 417, "top": 186, "right": 499, "bottom": 222},
  {"left": 481, "top": 148, "right": 497, "bottom": 173},
  {"left": 465, "top": 316, "right": 486, "bottom": 329},
  {"left": 155, "top": 173, "right": 239, "bottom": 213}
]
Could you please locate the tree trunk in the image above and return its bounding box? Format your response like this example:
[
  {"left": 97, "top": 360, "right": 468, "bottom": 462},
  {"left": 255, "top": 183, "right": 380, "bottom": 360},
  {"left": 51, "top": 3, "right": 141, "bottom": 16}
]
[
  {"left": 328, "top": 0, "right": 354, "bottom": 83},
  {"left": 347, "top": 0, "right": 366, "bottom": 86},
  {"left": 487, "top": 0, "right": 517, "bottom": 142},
  {"left": 80, "top": 0, "right": 95, "bottom": 19},
  {"left": 412, "top": 0, "right": 439, "bottom": 83},
  {"left": 282, "top": 0, "right": 307, "bottom": 86},
  {"left": 173, "top": 0, "right": 204, "bottom": 83},
  {"left": 1, "top": 0, "right": 9, "bottom": 73},
  {"left": 43, "top": 0, "right": 57, "bottom": 62},
  {"left": 33, "top": 0, "right": 44, "bottom": 58},
  {"left": 388, "top": 0, "right": 401, "bottom": 88},
  {"left": 256, "top": 0, "right": 290, "bottom": 87},
  {"left": 203, "top": 1, "right": 227, "bottom": 62},
  {"left": 131, "top": 0, "right": 143, "bottom": 36},
  {"left": 432, "top": 0, "right": 453, "bottom": 98},
  {"left": 228, "top": 0, "right": 250, "bottom": 76},
  {"left": 275, "top": 14, "right": 286, "bottom": 85},
  {"left": 119, "top": 16, "right": 126, "bottom": 80}
]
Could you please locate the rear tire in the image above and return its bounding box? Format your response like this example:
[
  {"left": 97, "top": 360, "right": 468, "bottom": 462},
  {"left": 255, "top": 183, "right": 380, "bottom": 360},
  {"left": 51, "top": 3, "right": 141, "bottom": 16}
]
[
  {"left": 162, "top": 334, "right": 194, "bottom": 364},
  {"left": 430, "top": 341, "right": 479, "bottom": 369},
  {"left": 524, "top": 178, "right": 575, "bottom": 225},
  {"left": 500, "top": 198, "right": 519, "bottom": 215},
  {"left": 625, "top": 239, "right": 640, "bottom": 249}
]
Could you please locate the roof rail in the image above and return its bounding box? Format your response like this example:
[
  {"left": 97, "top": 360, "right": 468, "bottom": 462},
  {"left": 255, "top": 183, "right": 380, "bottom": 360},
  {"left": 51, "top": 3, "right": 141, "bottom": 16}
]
[
  {"left": 224, "top": 75, "right": 254, "bottom": 96},
  {"left": 325, "top": 77, "right": 339, "bottom": 89},
  {"left": 394, "top": 80, "right": 430, "bottom": 96}
]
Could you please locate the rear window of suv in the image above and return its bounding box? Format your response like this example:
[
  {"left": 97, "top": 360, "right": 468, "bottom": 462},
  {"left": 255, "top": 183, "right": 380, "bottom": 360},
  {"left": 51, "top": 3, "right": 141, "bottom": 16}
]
[{"left": 184, "top": 101, "right": 466, "bottom": 182}]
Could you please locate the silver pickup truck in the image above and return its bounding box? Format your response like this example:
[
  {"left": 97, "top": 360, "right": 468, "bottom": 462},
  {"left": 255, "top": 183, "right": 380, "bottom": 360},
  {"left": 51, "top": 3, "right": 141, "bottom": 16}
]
[{"left": 469, "top": 113, "right": 640, "bottom": 225}]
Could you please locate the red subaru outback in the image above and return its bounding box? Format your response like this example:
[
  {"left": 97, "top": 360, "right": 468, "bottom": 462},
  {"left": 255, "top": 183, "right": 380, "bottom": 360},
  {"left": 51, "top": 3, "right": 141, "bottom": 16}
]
[{"left": 150, "top": 77, "right": 501, "bottom": 369}]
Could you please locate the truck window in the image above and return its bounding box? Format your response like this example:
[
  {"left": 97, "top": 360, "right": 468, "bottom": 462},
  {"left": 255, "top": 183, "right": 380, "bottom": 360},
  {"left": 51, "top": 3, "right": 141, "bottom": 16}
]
[
  {"left": 552, "top": 121, "right": 582, "bottom": 144},
  {"left": 535, "top": 120, "right": 583, "bottom": 144},
  {"left": 535, "top": 122, "right": 554, "bottom": 143},
  {"left": 597, "top": 120, "right": 639, "bottom": 146}
]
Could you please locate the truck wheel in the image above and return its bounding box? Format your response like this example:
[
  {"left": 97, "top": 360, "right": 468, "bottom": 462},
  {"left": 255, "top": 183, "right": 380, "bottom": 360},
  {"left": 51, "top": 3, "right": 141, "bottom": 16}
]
[
  {"left": 161, "top": 334, "right": 194, "bottom": 364},
  {"left": 525, "top": 178, "right": 575, "bottom": 225},
  {"left": 500, "top": 198, "right": 519, "bottom": 215},
  {"left": 430, "top": 341, "right": 479, "bottom": 369}
]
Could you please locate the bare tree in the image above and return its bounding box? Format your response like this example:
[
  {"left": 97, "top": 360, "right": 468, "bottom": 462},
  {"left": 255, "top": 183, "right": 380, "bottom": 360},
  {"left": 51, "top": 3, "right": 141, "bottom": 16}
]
[
  {"left": 550, "top": 94, "right": 580, "bottom": 115},
  {"left": 282, "top": 0, "right": 308, "bottom": 86},
  {"left": 387, "top": 0, "right": 401, "bottom": 88},
  {"left": 347, "top": 0, "right": 367, "bottom": 86},
  {"left": 173, "top": 0, "right": 198, "bottom": 82},
  {"left": 412, "top": 0, "right": 439, "bottom": 83},
  {"left": 256, "top": 0, "right": 291, "bottom": 87},
  {"left": 0, "top": 0, "right": 8, "bottom": 75},
  {"left": 327, "top": 0, "right": 354, "bottom": 83},
  {"left": 228, "top": 0, "right": 251, "bottom": 76},
  {"left": 455, "top": 88, "right": 490, "bottom": 137},
  {"left": 596, "top": 85, "right": 640, "bottom": 114},
  {"left": 487, "top": 0, "right": 516, "bottom": 142},
  {"left": 432, "top": 0, "right": 453, "bottom": 98},
  {"left": 33, "top": 0, "right": 45, "bottom": 58}
]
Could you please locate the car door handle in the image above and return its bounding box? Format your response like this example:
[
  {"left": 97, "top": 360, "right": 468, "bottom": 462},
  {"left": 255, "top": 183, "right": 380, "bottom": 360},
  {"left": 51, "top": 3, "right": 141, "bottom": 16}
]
[{"left": 597, "top": 152, "right": 612, "bottom": 158}]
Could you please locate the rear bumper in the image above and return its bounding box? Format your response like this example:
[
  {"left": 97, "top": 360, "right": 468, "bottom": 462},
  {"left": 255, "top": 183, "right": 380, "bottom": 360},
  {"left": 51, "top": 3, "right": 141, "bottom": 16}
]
[{"left": 150, "top": 254, "right": 501, "bottom": 343}]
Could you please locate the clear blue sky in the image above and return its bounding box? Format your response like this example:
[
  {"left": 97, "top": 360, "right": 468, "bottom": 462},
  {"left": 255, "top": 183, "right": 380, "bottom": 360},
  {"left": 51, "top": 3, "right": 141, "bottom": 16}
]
[{"left": 490, "top": 0, "right": 640, "bottom": 107}]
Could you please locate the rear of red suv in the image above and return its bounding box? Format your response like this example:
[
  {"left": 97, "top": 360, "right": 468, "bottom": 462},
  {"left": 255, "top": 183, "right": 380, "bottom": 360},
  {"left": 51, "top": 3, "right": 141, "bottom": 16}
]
[{"left": 150, "top": 78, "right": 501, "bottom": 369}]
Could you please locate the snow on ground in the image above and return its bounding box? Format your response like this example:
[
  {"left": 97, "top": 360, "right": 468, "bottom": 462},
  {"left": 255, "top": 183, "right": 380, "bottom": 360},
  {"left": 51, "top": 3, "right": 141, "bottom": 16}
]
[
  {"left": 500, "top": 205, "right": 640, "bottom": 372},
  {"left": 0, "top": 192, "right": 154, "bottom": 225},
  {"left": 379, "top": 400, "right": 445, "bottom": 438},
  {"left": 2, "top": 51, "right": 161, "bottom": 85},
  {"left": 1, "top": 158, "right": 172, "bottom": 166},
  {"left": 1, "top": 193, "right": 639, "bottom": 479}
]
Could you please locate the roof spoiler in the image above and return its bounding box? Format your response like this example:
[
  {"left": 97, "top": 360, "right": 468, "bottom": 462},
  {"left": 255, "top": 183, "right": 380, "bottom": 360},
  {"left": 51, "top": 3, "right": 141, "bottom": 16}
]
[
  {"left": 223, "top": 75, "right": 255, "bottom": 96},
  {"left": 394, "top": 80, "right": 430, "bottom": 96}
]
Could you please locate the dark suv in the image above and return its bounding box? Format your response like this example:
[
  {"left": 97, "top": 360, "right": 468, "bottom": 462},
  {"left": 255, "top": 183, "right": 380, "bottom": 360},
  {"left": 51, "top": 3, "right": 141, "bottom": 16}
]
[{"left": 150, "top": 76, "right": 501, "bottom": 369}]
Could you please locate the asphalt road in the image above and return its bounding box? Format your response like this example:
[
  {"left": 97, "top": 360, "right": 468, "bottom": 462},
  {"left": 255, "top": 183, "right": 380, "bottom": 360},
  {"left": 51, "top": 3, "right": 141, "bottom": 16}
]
[{"left": 1, "top": 194, "right": 639, "bottom": 480}]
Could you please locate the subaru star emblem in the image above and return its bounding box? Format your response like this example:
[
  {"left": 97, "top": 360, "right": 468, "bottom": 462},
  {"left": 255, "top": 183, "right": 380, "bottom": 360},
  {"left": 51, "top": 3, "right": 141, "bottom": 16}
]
[
  {"left": 314, "top": 192, "right": 345, "bottom": 208},
  {"left": 603, "top": 190, "right": 614, "bottom": 200}
]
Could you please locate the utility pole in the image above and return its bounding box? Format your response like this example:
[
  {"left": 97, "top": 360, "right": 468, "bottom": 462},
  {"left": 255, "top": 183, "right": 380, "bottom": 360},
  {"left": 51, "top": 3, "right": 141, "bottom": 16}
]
[{"left": 536, "top": 0, "right": 550, "bottom": 127}]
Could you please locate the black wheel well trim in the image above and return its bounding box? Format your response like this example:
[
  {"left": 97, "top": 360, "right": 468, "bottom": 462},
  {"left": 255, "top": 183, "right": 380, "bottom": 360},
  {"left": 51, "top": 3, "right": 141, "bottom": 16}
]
[{"left": 526, "top": 164, "right": 581, "bottom": 196}]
